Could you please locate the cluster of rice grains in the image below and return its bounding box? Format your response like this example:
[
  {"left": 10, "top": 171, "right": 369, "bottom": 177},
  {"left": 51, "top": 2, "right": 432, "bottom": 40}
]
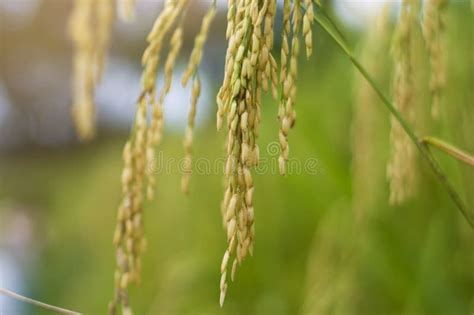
[
  {"left": 110, "top": 1, "right": 216, "bottom": 314},
  {"left": 352, "top": 4, "right": 392, "bottom": 219},
  {"left": 217, "top": 0, "right": 313, "bottom": 306},
  {"left": 69, "top": 0, "right": 116, "bottom": 141},
  {"left": 106, "top": 0, "right": 315, "bottom": 310},
  {"left": 70, "top": 0, "right": 138, "bottom": 141},
  {"left": 387, "top": 0, "right": 420, "bottom": 205},
  {"left": 422, "top": 0, "right": 447, "bottom": 118},
  {"left": 68, "top": 0, "right": 453, "bottom": 311},
  {"left": 363, "top": 0, "right": 448, "bottom": 206},
  {"left": 85, "top": 0, "right": 317, "bottom": 312}
]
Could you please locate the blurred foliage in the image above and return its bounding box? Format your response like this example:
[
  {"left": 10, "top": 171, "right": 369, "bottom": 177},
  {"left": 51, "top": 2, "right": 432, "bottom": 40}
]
[{"left": 0, "top": 1, "right": 473, "bottom": 315}]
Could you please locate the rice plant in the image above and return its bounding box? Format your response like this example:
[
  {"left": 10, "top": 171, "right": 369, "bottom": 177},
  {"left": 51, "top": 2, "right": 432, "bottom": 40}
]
[{"left": 0, "top": 0, "right": 472, "bottom": 314}]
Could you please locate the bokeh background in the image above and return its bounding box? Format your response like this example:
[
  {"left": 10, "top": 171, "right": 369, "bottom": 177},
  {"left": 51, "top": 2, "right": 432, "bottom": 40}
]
[{"left": 0, "top": 0, "right": 473, "bottom": 314}]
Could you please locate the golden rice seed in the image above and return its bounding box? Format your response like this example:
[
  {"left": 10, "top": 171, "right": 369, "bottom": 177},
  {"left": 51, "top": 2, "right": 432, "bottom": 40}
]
[
  {"left": 236, "top": 243, "right": 243, "bottom": 263},
  {"left": 243, "top": 168, "right": 252, "bottom": 187},
  {"left": 269, "top": 54, "right": 279, "bottom": 100},
  {"left": 116, "top": 248, "right": 129, "bottom": 272},
  {"left": 250, "top": 1, "right": 259, "bottom": 23},
  {"left": 247, "top": 205, "right": 255, "bottom": 223},
  {"left": 228, "top": 232, "right": 237, "bottom": 255},
  {"left": 227, "top": 218, "right": 237, "bottom": 241},
  {"left": 132, "top": 213, "right": 141, "bottom": 229},
  {"left": 242, "top": 142, "right": 250, "bottom": 163},
  {"left": 226, "top": 195, "right": 238, "bottom": 221},
  {"left": 226, "top": 0, "right": 236, "bottom": 39},
  {"left": 290, "top": 54, "right": 298, "bottom": 78},
  {"left": 283, "top": 76, "right": 292, "bottom": 99},
  {"left": 219, "top": 284, "right": 227, "bottom": 307},
  {"left": 224, "top": 188, "right": 232, "bottom": 210},
  {"left": 219, "top": 269, "right": 227, "bottom": 300},
  {"left": 265, "top": 0, "right": 277, "bottom": 40},
  {"left": 163, "top": 27, "right": 183, "bottom": 96},
  {"left": 280, "top": 0, "right": 291, "bottom": 81},
  {"left": 120, "top": 272, "right": 130, "bottom": 290},
  {"left": 245, "top": 187, "right": 254, "bottom": 206},
  {"left": 303, "top": 0, "right": 314, "bottom": 58},
  {"left": 125, "top": 237, "right": 134, "bottom": 254},
  {"left": 237, "top": 167, "right": 246, "bottom": 188},
  {"left": 231, "top": 259, "right": 238, "bottom": 281},
  {"left": 125, "top": 219, "right": 133, "bottom": 236}
]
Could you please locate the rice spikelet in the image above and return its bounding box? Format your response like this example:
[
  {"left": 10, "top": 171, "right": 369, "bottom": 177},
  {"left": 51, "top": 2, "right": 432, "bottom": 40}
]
[
  {"left": 387, "top": 0, "right": 420, "bottom": 205},
  {"left": 352, "top": 4, "right": 392, "bottom": 220},
  {"left": 180, "top": 4, "right": 217, "bottom": 193},
  {"left": 105, "top": 0, "right": 319, "bottom": 310},
  {"left": 182, "top": 76, "right": 201, "bottom": 194},
  {"left": 69, "top": 0, "right": 115, "bottom": 141},
  {"left": 217, "top": 0, "right": 267, "bottom": 305},
  {"left": 422, "top": 0, "right": 447, "bottom": 118},
  {"left": 146, "top": 26, "right": 184, "bottom": 200},
  {"left": 278, "top": 0, "right": 302, "bottom": 175},
  {"left": 69, "top": 0, "right": 97, "bottom": 141},
  {"left": 303, "top": 0, "right": 314, "bottom": 58},
  {"left": 110, "top": 1, "right": 189, "bottom": 313},
  {"left": 182, "top": 5, "right": 217, "bottom": 87}
]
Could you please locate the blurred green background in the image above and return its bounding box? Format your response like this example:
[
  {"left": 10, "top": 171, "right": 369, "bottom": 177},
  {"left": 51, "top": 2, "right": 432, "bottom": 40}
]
[{"left": 0, "top": 1, "right": 473, "bottom": 314}]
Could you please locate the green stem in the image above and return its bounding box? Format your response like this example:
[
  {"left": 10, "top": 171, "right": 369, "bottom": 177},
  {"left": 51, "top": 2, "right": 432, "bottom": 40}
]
[
  {"left": 421, "top": 137, "right": 474, "bottom": 167},
  {"left": 0, "top": 288, "right": 82, "bottom": 315},
  {"left": 313, "top": 10, "right": 474, "bottom": 229}
]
